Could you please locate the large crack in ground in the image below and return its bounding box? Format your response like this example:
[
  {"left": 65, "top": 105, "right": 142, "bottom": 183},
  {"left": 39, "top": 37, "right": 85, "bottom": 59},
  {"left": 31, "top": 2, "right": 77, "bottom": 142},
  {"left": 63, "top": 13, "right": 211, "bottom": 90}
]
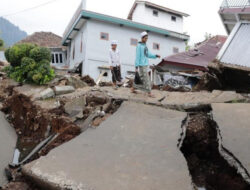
[
  {"left": 0, "top": 88, "right": 123, "bottom": 189},
  {"left": 178, "top": 111, "right": 250, "bottom": 190}
]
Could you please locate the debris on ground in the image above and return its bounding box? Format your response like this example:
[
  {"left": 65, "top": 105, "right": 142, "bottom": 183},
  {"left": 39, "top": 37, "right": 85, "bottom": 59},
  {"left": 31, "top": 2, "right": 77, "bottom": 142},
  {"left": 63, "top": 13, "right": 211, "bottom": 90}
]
[
  {"left": 207, "top": 61, "right": 250, "bottom": 93},
  {"left": 81, "top": 75, "right": 96, "bottom": 86},
  {"left": 98, "top": 81, "right": 113, "bottom": 87}
]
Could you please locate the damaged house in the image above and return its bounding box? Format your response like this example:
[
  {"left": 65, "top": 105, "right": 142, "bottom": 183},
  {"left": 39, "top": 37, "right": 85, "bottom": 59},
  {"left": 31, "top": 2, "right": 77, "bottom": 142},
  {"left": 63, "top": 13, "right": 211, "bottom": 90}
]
[
  {"left": 18, "top": 32, "right": 67, "bottom": 69},
  {"left": 62, "top": 0, "right": 189, "bottom": 81},
  {"left": 151, "top": 35, "right": 227, "bottom": 89}
]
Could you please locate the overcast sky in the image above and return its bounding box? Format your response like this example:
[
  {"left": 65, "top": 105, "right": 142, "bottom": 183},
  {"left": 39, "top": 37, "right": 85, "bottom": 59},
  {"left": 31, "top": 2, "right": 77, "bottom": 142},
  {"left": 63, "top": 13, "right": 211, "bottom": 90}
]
[{"left": 0, "top": 0, "right": 227, "bottom": 44}]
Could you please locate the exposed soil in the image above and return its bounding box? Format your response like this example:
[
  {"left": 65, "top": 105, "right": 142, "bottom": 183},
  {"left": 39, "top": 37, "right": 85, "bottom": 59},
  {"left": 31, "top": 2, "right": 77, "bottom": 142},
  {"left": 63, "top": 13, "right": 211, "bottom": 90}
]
[
  {"left": 81, "top": 75, "right": 96, "bottom": 86},
  {"left": 179, "top": 112, "right": 250, "bottom": 190},
  {"left": 196, "top": 61, "right": 250, "bottom": 93}
]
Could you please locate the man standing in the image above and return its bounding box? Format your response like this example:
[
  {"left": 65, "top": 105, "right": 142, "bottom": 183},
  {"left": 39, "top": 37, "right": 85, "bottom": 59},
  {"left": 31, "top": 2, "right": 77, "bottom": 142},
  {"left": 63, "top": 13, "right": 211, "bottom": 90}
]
[
  {"left": 132, "top": 31, "right": 160, "bottom": 97},
  {"left": 109, "top": 40, "right": 121, "bottom": 88}
]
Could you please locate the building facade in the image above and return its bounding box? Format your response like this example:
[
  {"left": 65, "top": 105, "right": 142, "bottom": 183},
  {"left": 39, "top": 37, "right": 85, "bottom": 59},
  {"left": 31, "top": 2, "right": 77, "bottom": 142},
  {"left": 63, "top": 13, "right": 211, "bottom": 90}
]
[
  {"left": 63, "top": 0, "right": 189, "bottom": 81},
  {"left": 217, "top": 0, "right": 250, "bottom": 68}
]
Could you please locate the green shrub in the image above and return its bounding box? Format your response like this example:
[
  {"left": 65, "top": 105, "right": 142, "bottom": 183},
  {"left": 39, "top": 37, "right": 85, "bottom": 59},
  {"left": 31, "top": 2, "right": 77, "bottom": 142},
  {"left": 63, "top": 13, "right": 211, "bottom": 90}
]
[
  {"left": 5, "top": 43, "right": 36, "bottom": 67},
  {"left": 4, "top": 59, "right": 55, "bottom": 85},
  {"left": 4, "top": 43, "right": 55, "bottom": 85},
  {"left": 30, "top": 47, "right": 51, "bottom": 63},
  {"left": 4, "top": 48, "right": 10, "bottom": 62}
]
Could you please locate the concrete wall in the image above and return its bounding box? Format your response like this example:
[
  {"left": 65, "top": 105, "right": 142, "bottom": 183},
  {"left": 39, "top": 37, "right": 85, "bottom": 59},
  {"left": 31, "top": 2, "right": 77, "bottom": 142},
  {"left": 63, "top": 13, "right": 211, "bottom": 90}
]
[
  {"left": 66, "top": 19, "right": 186, "bottom": 81},
  {"left": 68, "top": 23, "right": 88, "bottom": 70},
  {"left": 131, "top": 3, "right": 184, "bottom": 33}
]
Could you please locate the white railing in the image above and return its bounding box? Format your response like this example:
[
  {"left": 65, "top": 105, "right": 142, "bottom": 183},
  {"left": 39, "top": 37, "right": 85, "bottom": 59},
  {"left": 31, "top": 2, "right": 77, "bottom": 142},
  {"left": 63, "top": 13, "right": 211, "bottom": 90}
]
[{"left": 221, "top": 0, "right": 250, "bottom": 8}]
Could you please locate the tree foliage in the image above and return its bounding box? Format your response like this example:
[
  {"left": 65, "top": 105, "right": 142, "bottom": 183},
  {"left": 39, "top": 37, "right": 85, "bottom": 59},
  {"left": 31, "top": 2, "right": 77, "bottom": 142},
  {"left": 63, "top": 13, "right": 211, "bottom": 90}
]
[{"left": 4, "top": 43, "right": 55, "bottom": 85}]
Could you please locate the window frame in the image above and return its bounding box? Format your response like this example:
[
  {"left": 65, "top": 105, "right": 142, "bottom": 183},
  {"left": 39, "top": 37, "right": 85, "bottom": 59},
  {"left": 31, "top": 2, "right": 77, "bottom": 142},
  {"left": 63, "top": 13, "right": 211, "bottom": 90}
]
[
  {"left": 130, "top": 38, "right": 138, "bottom": 46},
  {"left": 100, "top": 32, "right": 109, "bottom": 41},
  {"left": 153, "top": 43, "right": 160, "bottom": 50},
  {"left": 153, "top": 10, "right": 159, "bottom": 17},
  {"left": 173, "top": 47, "right": 179, "bottom": 54},
  {"left": 171, "top": 15, "right": 177, "bottom": 22}
]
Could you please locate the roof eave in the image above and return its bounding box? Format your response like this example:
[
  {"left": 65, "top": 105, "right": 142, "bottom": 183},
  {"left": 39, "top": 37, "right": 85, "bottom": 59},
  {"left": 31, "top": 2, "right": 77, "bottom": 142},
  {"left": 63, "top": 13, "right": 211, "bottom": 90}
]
[{"left": 62, "top": 10, "right": 190, "bottom": 46}]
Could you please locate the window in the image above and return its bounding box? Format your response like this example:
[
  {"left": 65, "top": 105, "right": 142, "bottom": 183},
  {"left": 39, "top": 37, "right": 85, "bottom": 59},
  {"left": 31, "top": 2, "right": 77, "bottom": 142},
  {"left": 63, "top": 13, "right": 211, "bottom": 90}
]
[
  {"left": 173, "top": 47, "right": 179, "bottom": 54},
  {"left": 55, "top": 54, "right": 59, "bottom": 63},
  {"left": 171, "top": 16, "right": 177, "bottom": 22},
  {"left": 131, "top": 38, "right": 138, "bottom": 46},
  {"left": 52, "top": 54, "right": 55, "bottom": 64},
  {"left": 59, "top": 54, "right": 63, "bottom": 63},
  {"left": 80, "top": 32, "right": 83, "bottom": 53},
  {"left": 73, "top": 44, "right": 75, "bottom": 60},
  {"left": 153, "top": 10, "right": 158, "bottom": 17},
  {"left": 153, "top": 43, "right": 160, "bottom": 50},
  {"left": 100, "top": 32, "right": 109, "bottom": 40},
  {"left": 51, "top": 53, "right": 64, "bottom": 64}
]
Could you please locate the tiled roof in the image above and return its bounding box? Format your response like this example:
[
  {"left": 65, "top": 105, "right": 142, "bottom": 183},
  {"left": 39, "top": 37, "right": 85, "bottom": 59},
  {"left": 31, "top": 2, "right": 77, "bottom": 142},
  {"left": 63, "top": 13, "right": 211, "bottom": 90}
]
[{"left": 18, "top": 32, "right": 64, "bottom": 48}]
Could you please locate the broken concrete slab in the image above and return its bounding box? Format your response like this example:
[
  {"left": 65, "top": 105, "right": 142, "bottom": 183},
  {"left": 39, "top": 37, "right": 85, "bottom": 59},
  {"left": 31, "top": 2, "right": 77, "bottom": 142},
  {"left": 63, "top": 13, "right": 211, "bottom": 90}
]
[
  {"left": 0, "top": 112, "right": 17, "bottom": 186},
  {"left": 212, "top": 103, "right": 250, "bottom": 173},
  {"left": 65, "top": 75, "right": 88, "bottom": 89},
  {"left": 23, "top": 102, "right": 193, "bottom": 190},
  {"left": 54, "top": 86, "right": 75, "bottom": 96},
  {"left": 39, "top": 88, "right": 55, "bottom": 100},
  {"left": 100, "top": 87, "right": 245, "bottom": 107}
]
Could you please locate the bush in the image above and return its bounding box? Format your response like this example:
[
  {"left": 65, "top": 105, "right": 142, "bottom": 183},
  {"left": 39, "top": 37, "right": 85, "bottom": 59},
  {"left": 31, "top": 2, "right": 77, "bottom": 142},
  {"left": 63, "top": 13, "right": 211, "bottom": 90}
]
[
  {"left": 4, "top": 44, "right": 55, "bottom": 85},
  {"left": 30, "top": 47, "right": 51, "bottom": 63},
  {"left": 5, "top": 58, "right": 55, "bottom": 85},
  {"left": 5, "top": 43, "right": 36, "bottom": 67}
]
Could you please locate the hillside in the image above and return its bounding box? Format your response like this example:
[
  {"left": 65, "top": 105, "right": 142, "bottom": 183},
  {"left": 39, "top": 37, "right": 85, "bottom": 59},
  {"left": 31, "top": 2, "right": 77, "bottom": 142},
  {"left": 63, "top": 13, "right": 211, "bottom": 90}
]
[{"left": 0, "top": 17, "right": 27, "bottom": 47}]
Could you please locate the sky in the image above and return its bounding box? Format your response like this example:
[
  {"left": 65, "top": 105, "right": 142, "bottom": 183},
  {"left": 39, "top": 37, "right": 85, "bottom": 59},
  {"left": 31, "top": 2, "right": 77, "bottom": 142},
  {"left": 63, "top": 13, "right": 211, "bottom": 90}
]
[{"left": 0, "top": 0, "right": 227, "bottom": 44}]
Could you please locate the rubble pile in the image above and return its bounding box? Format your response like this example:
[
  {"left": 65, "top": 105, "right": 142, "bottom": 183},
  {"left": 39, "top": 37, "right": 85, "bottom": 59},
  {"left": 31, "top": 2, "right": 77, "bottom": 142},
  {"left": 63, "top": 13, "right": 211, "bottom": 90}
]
[
  {"left": 81, "top": 75, "right": 96, "bottom": 86},
  {"left": 208, "top": 62, "right": 250, "bottom": 93}
]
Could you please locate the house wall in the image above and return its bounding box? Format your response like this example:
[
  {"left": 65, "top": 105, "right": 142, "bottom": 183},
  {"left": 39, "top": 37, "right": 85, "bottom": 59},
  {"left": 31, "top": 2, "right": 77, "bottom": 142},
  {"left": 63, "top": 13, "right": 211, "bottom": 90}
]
[
  {"left": 84, "top": 19, "right": 185, "bottom": 80},
  {"left": 131, "top": 3, "right": 184, "bottom": 33},
  {"left": 68, "top": 23, "right": 88, "bottom": 70},
  {"left": 66, "top": 19, "right": 186, "bottom": 81}
]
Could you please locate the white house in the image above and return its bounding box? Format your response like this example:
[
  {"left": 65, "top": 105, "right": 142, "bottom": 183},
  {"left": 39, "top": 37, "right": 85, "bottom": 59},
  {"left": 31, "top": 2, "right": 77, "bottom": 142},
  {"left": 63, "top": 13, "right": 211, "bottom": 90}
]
[{"left": 63, "top": 0, "right": 190, "bottom": 81}]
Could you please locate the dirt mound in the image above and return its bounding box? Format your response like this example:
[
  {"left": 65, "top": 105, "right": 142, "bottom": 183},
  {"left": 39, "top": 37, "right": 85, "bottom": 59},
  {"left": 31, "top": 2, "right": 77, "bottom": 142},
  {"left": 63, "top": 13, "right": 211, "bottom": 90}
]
[{"left": 81, "top": 75, "right": 96, "bottom": 86}]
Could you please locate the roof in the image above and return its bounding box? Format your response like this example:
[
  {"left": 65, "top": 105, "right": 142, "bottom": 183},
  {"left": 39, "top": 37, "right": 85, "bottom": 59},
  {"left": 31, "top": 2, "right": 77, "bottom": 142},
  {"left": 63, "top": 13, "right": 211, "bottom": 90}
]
[
  {"left": 218, "top": 23, "right": 250, "bottom": 68},
  {"left": 128, "top": 1, "right": 189, "bottom": 20},
  {"left": 18, "top": 32, "right": 64, "bottom": 49},
  {"left": 62, "top": 5, "right": 189, "bottom": 46},
  {"left": 158, "top": 35, "right": 227, "bottom": 71}
]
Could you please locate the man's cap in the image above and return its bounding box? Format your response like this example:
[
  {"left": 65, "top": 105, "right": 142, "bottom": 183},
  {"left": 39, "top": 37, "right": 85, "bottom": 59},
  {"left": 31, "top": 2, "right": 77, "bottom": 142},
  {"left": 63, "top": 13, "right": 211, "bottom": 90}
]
[
  {"left": 141, "top": 31, "right": 148, "bottom": 38},
  {"left": 111, "top": 40, "right": 118, "bottom": 45}
]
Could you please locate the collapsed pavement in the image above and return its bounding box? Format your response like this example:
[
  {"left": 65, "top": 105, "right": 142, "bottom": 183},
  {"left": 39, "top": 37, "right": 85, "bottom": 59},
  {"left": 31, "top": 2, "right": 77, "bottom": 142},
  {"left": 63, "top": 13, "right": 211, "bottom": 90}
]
[{"left": 0, "top": 70, "right": 250, "bottom": 189}]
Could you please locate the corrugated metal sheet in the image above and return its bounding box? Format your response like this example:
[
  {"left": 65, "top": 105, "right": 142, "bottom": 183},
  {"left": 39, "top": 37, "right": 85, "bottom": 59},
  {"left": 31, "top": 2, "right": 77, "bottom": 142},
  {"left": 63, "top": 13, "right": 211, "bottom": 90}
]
[
  {"left": 158, "top": 35, "right": 227, "bottom": 70},
  {"left": 220, "top": 23, "right": 250, "bottom": 68}
]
